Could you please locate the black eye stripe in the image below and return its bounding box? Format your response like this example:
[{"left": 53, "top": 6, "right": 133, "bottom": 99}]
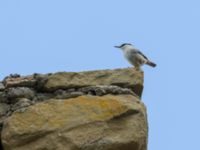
[{"left": 120, "top": 43, "right": 132, "bottom": 48}]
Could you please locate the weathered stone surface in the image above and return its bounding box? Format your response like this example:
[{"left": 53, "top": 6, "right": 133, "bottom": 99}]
[
  {"left": 0, "top": 68, "right": 148, "bottom": 150},
  {"left": 0, "top": 103, "right": 10, "bottom": 137},
  {"left": 0, "top": 83, "right": 5, "bottom": 91},
  {"left": 53, "top": 85, "right": 135, "bottom": 100},
  {"left": 44, "top": 68, "right": 143, "bottom": 97},
  {"left": 0, "top": 103, "right": 10, "bottom": 117},
  {"left": 0, "top": 92, "right": 7, "bottom": 103},
  {"left": 33, "top": 93, "right": 54, "bottom": 102},
  {"left": 2, "top": 95, "right": 148, "bottom": 150},
  {"left": 33, "top": 73, "right": 50, "bottom": 91},
  {"left": 11, "top": 98, "right": 33, "bottom": 112},
  {"left": 54, "top": 90, "right": 84, "bottom": 99},
  {"left": 7, "top": 87, "right": 35, "bottom": 100},
  {"left": 79, "top": 85, "right": 135, "bottom": 96},
  {"left": 4, "top": 76, "right": 36, "bottom": 88}
]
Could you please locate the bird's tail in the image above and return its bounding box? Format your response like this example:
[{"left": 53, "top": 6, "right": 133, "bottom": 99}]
[{"left": 146, "top": 61, "right": 156, "bottom": 67}]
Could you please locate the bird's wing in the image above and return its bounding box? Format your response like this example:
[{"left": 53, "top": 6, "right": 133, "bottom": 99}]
[{"left": 134, "top": 49, "right": 149, "bottom": 60}]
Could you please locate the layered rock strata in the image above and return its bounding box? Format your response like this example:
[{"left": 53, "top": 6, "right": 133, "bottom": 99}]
[{"left": 0, "top": 68, "right": 147, "bottom": 150}]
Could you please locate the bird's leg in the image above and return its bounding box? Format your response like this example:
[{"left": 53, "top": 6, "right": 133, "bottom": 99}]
[{"left": 135, "top": 66, "right": 141, "bottom": 71}]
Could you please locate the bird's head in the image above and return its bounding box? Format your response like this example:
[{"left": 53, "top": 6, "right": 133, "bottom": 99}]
[{"left": 114, "top": 43, "right": 133, "bottom": 50}]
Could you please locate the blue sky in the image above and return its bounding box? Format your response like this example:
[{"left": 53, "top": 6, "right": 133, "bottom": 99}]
[{"left": 0, "top": 0, "right": 200, "bottom": 149}]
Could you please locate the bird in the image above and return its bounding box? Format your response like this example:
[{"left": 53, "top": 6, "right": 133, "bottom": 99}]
[{"left": 115, "top": 43, "right": 156, "bottom": 70}]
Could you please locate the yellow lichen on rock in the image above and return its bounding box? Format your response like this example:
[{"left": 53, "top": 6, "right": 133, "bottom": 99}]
[
  {"left": 2, "top": 95, "right": 147, "bottom": 150},
  {"left": 0, "top": 68, "right": 147, "bottom": 150}
]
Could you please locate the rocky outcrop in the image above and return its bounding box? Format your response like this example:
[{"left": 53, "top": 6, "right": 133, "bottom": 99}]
[
  {"left": 0, "top": 68, "right": 147, "bottom": 150},
  {"left": 44, "top": 68, "right": 143, "bottom": 96}
]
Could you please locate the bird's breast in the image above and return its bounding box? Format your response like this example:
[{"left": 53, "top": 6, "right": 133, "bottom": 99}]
[{"left": 123, "top": 49, "right": 134, "bottom": 60}]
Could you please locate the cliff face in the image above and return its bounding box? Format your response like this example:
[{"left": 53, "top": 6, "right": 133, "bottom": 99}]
[{"left": 0, "top": 68, "right": 148, "bottom": 150}]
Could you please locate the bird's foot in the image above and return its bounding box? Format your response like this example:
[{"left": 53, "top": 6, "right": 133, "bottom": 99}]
[{"left": 134, "top": 67, "right": 142, "bottom": 71}]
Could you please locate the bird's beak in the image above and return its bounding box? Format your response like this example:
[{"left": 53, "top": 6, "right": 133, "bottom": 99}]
[{"left": 114, "top": 46, "right": 120, "bottom": 48}]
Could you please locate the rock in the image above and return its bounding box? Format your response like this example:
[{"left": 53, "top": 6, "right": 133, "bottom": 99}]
[
  {"left": 54, "top": 90, "right": 84, "bottom": 99},
  {"left": 1, "top": 95, "right": 148, "bottom": 150},
  {"left": 9, "top": 74, "right": 20, "bottom": 78},
  {"left": 0, "top": 103, "right": 10, "bottom": 117},
  {"left": 0, "top": 68, "right": 148, "bottom": 149},
  {"left": 80, "top": 85, "right": 135, "bottom": 96},
  {"left": 0, "top": 103, "right": 10, "bottom": 137},
  {"left": 4, "top": 75, "right": 36, "bottom": 88},
  {"left": 33, "top": 74, "right": 49, "bottom": 91},
  {"left": 11, "top": 98, "right": 33, "bottom": 112},
  {"left": 0, "top": 83, "right": 5, "bottom": 91},
  {"left": 3, "top": 74, "right": 21, "bottom": 81},
  {"left": 0, "top": 92, "right": 7, "bottom": 103},
  {"left": 7, "top": 87, "right": 35, "bottom": 101},
  {"left": 53, "top": 85, "right": 135, "bottom": 100},
  {"left": 44, "top": 68, "right": 144, "bottom": 97},
  {"left": 33, "top": 93, "right": 54, "bottom": 102}
]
